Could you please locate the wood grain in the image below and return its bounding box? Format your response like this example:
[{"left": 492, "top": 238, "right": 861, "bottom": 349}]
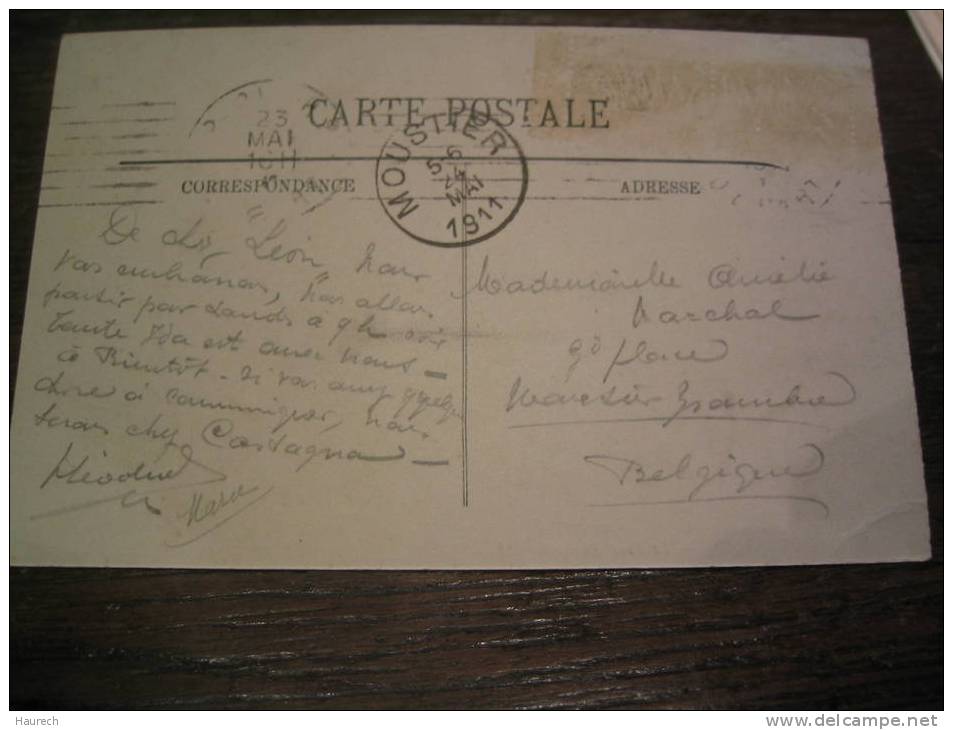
[{"left": 10, "top": 10, "right": 942, "bottom": 710}]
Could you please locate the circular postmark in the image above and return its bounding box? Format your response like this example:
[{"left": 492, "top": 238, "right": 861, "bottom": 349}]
[{"left": 375, "top": 111, "right": 528, "bottom": 248}]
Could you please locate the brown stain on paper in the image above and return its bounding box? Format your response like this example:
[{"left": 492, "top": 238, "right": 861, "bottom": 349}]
[{"left": 531, "top": 31, "right": 880, "bottom": 170}]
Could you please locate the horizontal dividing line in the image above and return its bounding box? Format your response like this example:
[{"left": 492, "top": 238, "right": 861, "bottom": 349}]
[
  {"left": 540, "top": 196, "right": 660, "bottom": 202},
  {"left": 45, "top": 167, "right": 157, "bottom": 174},
  {"left": 62, "top": 133, "right": 162, "bottom": 141},
  {"left": 351, "top": 195, "right": 660, "bottom": 202},
  {"left": 41, "top": 182, "right": 157, "bottom": 191},
  {"left": 89, "top": 182, "right": 158, "bottom": 189},
  {"left": 508, "top": 415, "right": 828, "bottom": 430},
  {"left": 59, "top": 117, "right": 175, "bottom": 125},
  {"left": 47, "top": 150, "right": 165, "bottom": 158},
  {"left": 424, "top": 370, "right": 448, "bottom": 379},
  {"left": 50, "top": 105, "right": 74, "bottom": 110},
  {"left": 43, "top": 165, "right": 157, "bottom": 175},
  {"left": 411, "top": 459, "right": 450, "bottom": 466},
  {"left": 37, "top": 200, "right": 164, "bottom": 208},
  {"left": 118, "top": 155, "right": 498, "bottom": 165},
  {"left": 90, "top": 150, "right": 165, "bottom": 157},
  {"left": 119, "top": 155, "right": 785, "bottom": 169},
  {"left": 103, "top": 101, "right": 176, "bottom": 108}
]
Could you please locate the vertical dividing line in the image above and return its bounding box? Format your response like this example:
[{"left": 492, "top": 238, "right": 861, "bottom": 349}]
[{"left": 461, "top": 167, "right": 469, "bottom": 508}]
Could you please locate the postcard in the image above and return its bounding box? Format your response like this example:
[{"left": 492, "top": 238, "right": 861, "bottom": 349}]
[{"left": 11, "top": 26, "right": 929, "bottom": 567}]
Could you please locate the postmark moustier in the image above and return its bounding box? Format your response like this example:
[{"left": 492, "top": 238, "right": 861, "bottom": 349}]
[{"left": 375, "top": 110, "right": 529, "bottom": 248}]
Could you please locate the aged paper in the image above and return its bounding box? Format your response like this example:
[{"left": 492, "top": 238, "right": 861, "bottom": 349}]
[{"left": 11, "top": 26, "right": 929, "bottom": 567}]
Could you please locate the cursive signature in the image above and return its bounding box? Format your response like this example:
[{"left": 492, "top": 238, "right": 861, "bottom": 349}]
[
  {"left": 165, "top": 481, "right": 275, "bottom": 548},
  {"left": 31, "top": 441, "right": 227, "bottom": 520}
]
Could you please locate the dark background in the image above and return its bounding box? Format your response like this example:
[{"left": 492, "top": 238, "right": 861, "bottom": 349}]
[{"left": 10, "top": 10, "right": 942, "bottom": 709}]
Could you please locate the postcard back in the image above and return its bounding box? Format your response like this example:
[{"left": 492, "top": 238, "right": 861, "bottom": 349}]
[{"left": 11, "top": 26, "right": 929, "bottom": 567}]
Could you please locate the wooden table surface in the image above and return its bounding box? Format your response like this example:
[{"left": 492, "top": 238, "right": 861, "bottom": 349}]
[{"left": 10, "top": 11, "right": 942, "bottom": 710}]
